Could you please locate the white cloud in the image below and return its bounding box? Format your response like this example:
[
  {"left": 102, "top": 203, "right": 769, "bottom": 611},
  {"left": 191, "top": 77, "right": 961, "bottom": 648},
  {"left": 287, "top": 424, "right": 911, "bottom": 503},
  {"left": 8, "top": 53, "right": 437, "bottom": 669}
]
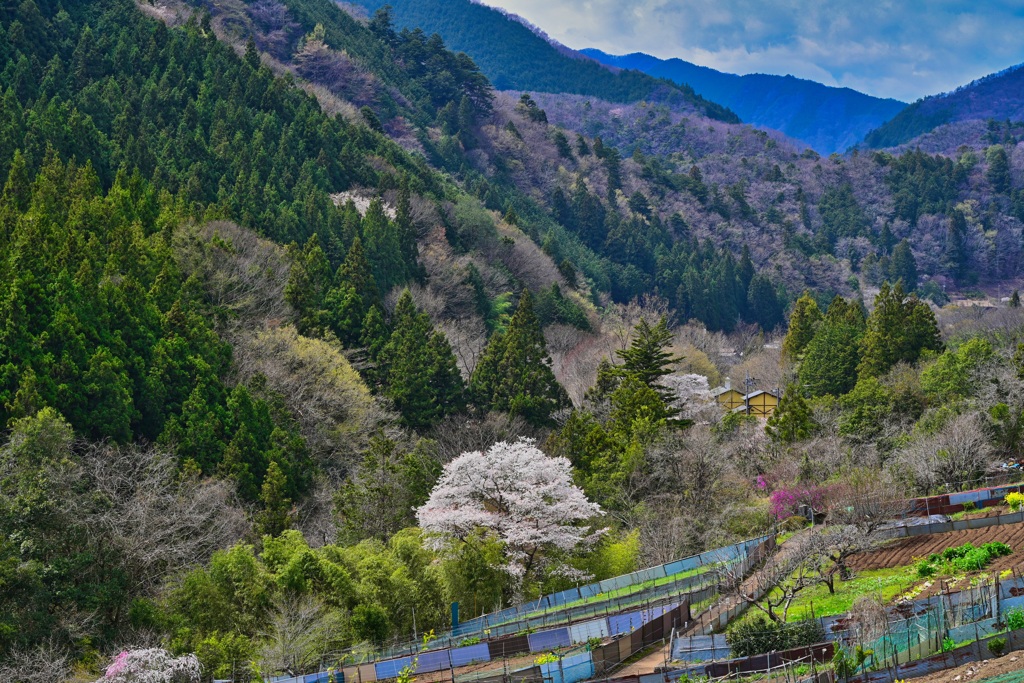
[{"left": 482, "top": 0, "right": 1024, "bottom": 101}]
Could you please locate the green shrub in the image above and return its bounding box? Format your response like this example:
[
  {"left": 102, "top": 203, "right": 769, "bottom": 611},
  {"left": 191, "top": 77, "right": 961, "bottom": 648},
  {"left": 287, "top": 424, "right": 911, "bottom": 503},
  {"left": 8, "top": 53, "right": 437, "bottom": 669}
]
[
  {"left": 726, "top": 615, "right": 825, "bottom": 658},
  {"left": 1006, "top": 608, "right": 1024, "bottom": 631},
  {"left": 962, "top": 502, "right": 977, "bottom": 513},
  {"left": 942, "top": 637, "right": 955, "bottom": 653},
  {"left": 916, "top": 560, "right": 936, "bottom": 578},
  {"left": 988, "top": 637, "right": 1007, "bottom": 657},
  {"left": 1006, "top": 492, "right": 1024, "bottom": 512},
  {"left": 832, "top": 646, "right": 871, "bottom": 680}
]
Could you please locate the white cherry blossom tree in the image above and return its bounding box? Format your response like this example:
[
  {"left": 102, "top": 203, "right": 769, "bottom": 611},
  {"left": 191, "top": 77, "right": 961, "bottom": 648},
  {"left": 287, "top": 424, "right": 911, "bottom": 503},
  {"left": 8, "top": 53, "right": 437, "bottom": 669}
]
[
  {"left": 417, "top": 439, "right": 604, "bottom": 584},
  {"left": 95, "top": 649, "right": 200, "bottom": 683}
]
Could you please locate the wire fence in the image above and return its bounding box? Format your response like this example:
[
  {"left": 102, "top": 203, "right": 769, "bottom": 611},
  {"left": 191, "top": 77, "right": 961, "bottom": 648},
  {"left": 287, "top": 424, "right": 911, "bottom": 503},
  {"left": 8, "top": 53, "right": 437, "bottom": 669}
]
[
  {"left": 327, "top": 536, "right": 772, "bottom": 668},
  {"left": 660, "top": 571, "right": 1024, "bottom": 683}
]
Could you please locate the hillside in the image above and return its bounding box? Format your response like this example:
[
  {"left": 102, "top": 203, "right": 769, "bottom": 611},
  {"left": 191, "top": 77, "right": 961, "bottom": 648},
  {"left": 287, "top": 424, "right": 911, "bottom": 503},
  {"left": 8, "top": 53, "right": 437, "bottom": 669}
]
[
  {"left": 863, "top": 64, "right": 1024, "bottom": 148},
  {"left": 5, "top": 0, "right": 1024, "bottom": 680},
  {"left": 582, "top": 49, "right": 907, "bottom": 155},
  {"left": 344, "top": 0, "right": 738, "bottom": 122}
]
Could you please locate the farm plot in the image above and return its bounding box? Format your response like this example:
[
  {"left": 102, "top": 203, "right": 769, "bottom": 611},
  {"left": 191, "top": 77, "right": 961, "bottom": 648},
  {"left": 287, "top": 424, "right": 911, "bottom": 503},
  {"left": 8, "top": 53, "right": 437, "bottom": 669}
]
[{"left": 850, "top": 522, "right": 1024, "bottom": 575}]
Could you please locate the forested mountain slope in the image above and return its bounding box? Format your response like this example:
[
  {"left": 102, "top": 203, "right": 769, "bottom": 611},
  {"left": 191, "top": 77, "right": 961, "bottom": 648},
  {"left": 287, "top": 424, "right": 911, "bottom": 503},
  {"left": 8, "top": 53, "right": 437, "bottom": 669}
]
[
  {"left": 4, "top": 0, "right": 1024, "bottom": 680},
  {"left": 863, "top": 64, "right": 1024, "bottom": 148},
  {"left": 344, "top": 0, "right": 738, "bottom": 122},
  {"left": 582, "top": 49, "right": 907, "bottom": 155}
]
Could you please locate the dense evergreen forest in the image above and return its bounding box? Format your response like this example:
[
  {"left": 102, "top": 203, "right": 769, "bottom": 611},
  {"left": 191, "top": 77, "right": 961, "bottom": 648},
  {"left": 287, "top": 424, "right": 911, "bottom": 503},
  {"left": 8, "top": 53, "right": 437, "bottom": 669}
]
[{"left": 2, "top": 0, "right": 1024, "bottom": 681}]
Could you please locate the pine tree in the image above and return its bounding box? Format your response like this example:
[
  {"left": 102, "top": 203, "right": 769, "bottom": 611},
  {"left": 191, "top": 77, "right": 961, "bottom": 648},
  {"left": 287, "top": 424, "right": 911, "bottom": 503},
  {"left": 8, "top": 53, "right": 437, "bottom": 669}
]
[
  {"left": 339, "top": 236, "right": 379, "bottom": 306},
  {"left": 888, "top": 239, "right": 918, "bottom": 291},
  {"left": 766, "top": 384, "right": 815, "bottom": 443},
  {"left": 470, "top": 290, "right": 569, "bottom": 425},
  {"left": 362, "top": 198, "right": 406, "bottom": 293},
  {"left": 285, "top": 234, "right": 331, "bottom": 334},
  {"left": 219, "top": 423, "right": 261, "bottom": 500},
  {"left": 615, "top": 317, "right": 682, "bottom": 407},
  {"left": 378, "top": 291, "right": 465, "bottom": 430},
  {"left": 858, "top": 283, "right": 943, "bottom": 378},
  {"left": 326, "top": 237, "right": 380, "bottom": 345},
  {"left": 782, "top": 292, "right": 822, "bottom": 361},
  {"left": 878, "top": 223, "right": 895, "bottom": 254},
  {"left": 256, "top": 460, "right": 292, "bottom": 537},
  {"left": 799, "top": 296, "right": 866, "bottom": 397},
  {"left": 943, "top": 210, "right": 969, "bottom": 282},
  {"left": 987, "top": 145, "right": 1012, "bottom": 194},
  {"left": 359, "top": 304, "right": 390, "bottom": 386},
  {"left": 747, "top": 275, "right": 784, "bottom": 331},
  {"left": 80, "top": 347, "right": 136, "bottom": 443},
  {"left": 395, "top": 184, "right": 423, "bottom": 282}
]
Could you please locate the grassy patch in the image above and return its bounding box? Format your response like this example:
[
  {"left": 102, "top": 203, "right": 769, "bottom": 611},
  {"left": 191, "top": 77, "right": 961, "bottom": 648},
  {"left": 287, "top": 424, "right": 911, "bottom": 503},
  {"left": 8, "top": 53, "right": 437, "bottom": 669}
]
[
  {"left": 516, "top": 561, "right": 728, "bottom": 622},
  {"left": 769, "top": 565, "right": 918, "bottom": 622}
]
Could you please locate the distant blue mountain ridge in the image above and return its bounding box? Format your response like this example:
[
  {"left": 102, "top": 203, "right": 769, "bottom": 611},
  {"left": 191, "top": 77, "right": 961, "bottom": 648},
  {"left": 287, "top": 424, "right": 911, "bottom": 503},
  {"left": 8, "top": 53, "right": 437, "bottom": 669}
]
[{"left": 581, "top": 49, "right": 907, "bottom": 154}]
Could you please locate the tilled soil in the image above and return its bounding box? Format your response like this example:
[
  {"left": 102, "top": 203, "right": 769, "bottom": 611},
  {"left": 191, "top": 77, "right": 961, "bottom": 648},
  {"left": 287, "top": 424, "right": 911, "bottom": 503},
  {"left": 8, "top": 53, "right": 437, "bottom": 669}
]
[
  {"left": 902, "top": 652, "right": 1024, "bottom": 683},
  {"left": 850, "top": 523, "right": 1024, "bottom": 575}
]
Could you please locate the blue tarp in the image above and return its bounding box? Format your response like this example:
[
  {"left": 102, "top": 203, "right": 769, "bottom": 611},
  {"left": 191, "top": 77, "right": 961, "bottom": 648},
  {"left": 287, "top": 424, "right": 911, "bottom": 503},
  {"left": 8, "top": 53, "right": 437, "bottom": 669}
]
[
  {"left": 540, "top": 652, "right": 595, "bottom": 683},
  {"left": 449, "top": 643, "right": 490, "bottom": 668},
  {"left": 374, "top": 657, "right": 413, "bottom": 680},
  {"left": 609, "top": 610, "right": 645, "bottom": 636},
  {"left": 528, "top": 627, "right": 572, "bottom": 652},
  {"left": 569, "top": 619, "right": 609, "bottom": 644},
  {"left": 415, "top": 650, "right": 452, "bottom": 674}
]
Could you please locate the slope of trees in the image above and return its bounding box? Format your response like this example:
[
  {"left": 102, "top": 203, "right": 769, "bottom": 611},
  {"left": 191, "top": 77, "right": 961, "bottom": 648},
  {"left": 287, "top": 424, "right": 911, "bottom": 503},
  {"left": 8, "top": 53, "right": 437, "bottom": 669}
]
[
  {"left": 863, "top": 64, "right": 1024, "bottom": 148},
  {"left": 345, "top": 0, "right": 738, "bottom": 122},
  {"left": 5, "top": 0, "right": 1024, "bottom": 679}
]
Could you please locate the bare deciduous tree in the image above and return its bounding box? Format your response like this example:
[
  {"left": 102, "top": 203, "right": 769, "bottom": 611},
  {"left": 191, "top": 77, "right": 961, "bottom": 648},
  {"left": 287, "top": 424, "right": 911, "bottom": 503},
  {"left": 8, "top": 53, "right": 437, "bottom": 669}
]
[
  {"left": 720, "top": 532, "right": 824, "bottom": 623},
  {"left": 890, "top": 411, "right": 996, "bottom": 492},
  {"left": 259, "top": 595, "right": 344, "bottom": 678},
  {"left": 77, "top": 443, "right": 248, "bottom": 593},
  {"left": 848, "top": 596, "right": 889, "bottom": 646},
  {"left": 0, "top": 642, "right": 72, "bottom": 683},
  {"left": 174, "top": 221, "right": 293, "bottom": 331},
  {"left": 430, "top": 412, "right": 541, "bottom": 464}
]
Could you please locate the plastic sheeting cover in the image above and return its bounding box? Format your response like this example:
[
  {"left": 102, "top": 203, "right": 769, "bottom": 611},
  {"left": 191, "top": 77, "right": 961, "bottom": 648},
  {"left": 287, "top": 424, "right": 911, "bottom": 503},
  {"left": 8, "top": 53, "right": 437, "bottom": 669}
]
[
  {"left": 449, "top": 643, "right": 491, "bottom": 668},
  {"left": 528, "top": 628, "right": 572, "bottom": 652},
  {"left": 374, "top": 657, "right": 413, "bottom": 680},
  {"left": 608, "top": 611, "right": 645, "bottom": 636},
  {"left": 569, "top": 619, "right": 610, "bottom": 644}
]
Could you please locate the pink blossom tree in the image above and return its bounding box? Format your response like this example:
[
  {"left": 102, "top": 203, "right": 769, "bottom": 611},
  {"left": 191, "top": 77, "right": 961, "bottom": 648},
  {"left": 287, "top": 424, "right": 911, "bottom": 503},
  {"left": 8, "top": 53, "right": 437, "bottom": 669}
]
[
  {"left": 769, "top": 484, "right": 833, "bottom": 520},
  {"left": 417, "top": 439, "right": 604, "bottom": 586},
  {"left": 96, "top": 649, "right": 200, "bottom": 683}
]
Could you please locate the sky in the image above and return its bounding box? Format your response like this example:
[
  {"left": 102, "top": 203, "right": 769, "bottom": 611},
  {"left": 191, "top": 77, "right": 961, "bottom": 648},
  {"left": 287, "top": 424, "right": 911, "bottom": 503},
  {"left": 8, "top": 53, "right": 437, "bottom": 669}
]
[{"left": 482, "top": 0, "right": 1024, "bottom": 103}]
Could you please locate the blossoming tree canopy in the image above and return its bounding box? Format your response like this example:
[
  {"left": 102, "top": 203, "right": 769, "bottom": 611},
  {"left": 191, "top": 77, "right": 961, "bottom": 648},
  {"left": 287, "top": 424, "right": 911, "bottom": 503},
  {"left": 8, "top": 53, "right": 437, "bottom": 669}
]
[
  {"left": 97, "top": 649, "right": 200, "bottom": 683},
  {"left": 416, "top": 439, "right": 604, "bottom": 580}
]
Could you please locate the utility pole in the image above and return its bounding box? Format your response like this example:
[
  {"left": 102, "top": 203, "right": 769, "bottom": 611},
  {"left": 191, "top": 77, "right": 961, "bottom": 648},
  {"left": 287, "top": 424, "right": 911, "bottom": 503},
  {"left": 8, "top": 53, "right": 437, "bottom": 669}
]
[{"left": 743, "top": 372, "right": 758, "bottom": 415}]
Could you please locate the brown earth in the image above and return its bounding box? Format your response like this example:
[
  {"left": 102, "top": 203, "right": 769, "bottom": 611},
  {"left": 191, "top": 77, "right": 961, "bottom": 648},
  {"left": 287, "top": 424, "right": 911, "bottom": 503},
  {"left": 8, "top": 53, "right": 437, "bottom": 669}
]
[
  {"left": 850, "top": 524, "right": 1024, "bottom": 575},
  {"left": 906, "top": 652, "right": 1024, "bottom": 683}
]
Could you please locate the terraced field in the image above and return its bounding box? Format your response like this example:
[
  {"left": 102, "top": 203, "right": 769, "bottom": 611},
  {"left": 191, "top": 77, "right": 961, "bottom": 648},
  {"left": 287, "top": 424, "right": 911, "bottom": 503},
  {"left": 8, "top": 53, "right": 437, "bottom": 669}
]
[{"left": 850, "top": 522, "right": 1024, "bottom": 576}]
